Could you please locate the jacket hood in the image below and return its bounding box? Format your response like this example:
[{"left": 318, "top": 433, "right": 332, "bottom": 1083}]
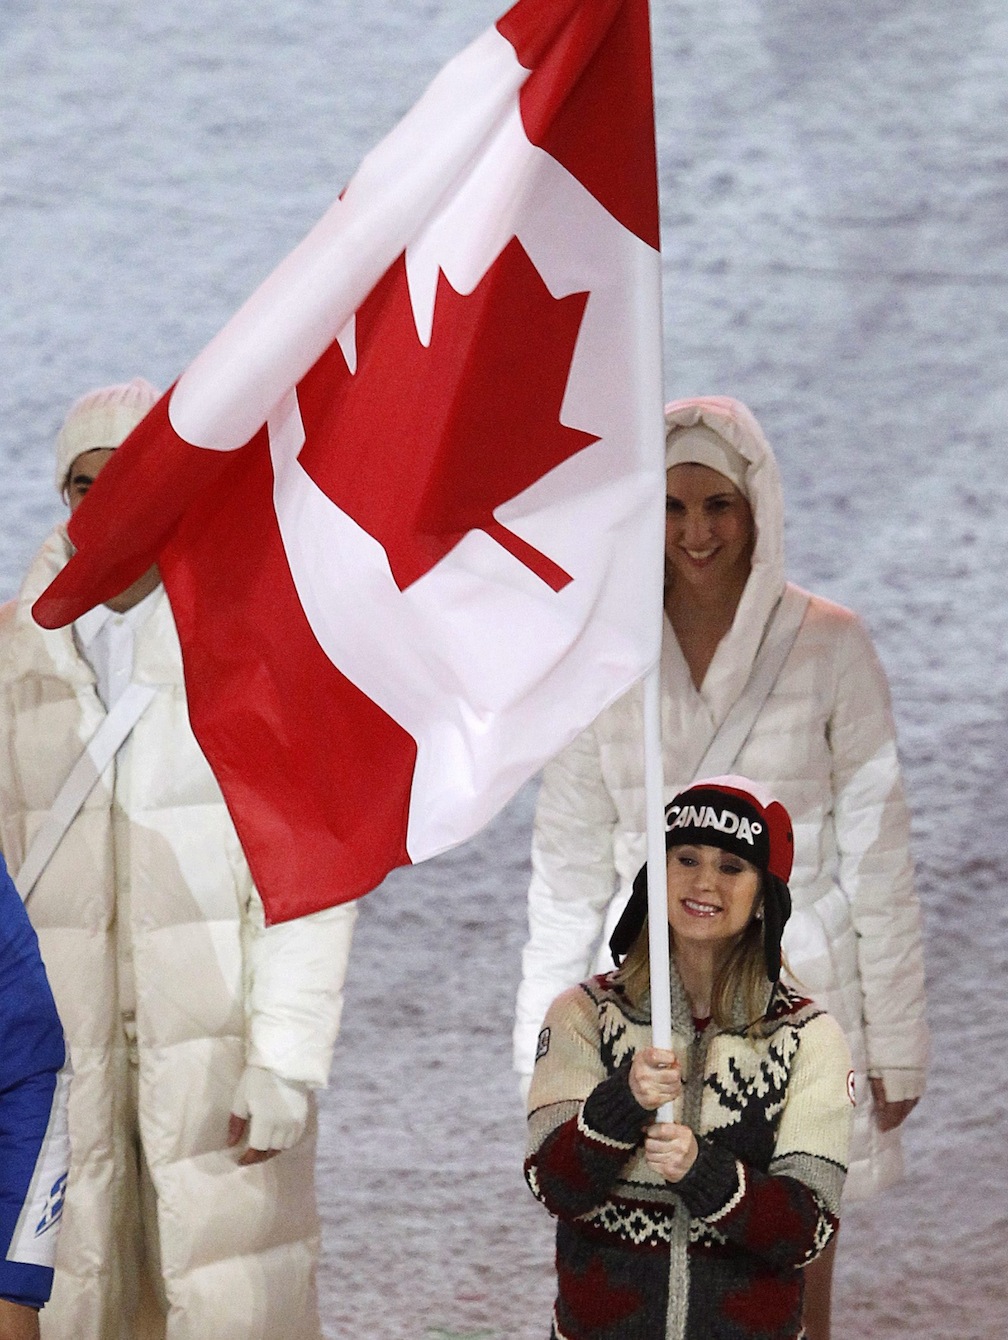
[
  {"left": 662, "top": 396, "right": 787, "bottom": 723},
  {"left": 664, "top": 395, "right": 785, "bottom": 585}
]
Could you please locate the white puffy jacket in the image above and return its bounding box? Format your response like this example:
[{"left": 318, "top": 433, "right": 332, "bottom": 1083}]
[
  {"left": 0, "top": 527, "right": 357, "bottom": 1340},
  {"left": 514, "top": 397, "right": 928, "bottom": 1199}
]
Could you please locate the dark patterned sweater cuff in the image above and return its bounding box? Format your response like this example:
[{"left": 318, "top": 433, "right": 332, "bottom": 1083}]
[
  {"left": 674, "top": 1137, "right": 741, "bottom": 1219},
  {"left": 581, "top": 1062, "right": 651, "bottom": 1145}
]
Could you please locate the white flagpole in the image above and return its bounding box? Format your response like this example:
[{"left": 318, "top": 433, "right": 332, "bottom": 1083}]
[
  {"left": 639, "top": 0, "right": 670, "bottom": 1115},
  {"left": 642, "top": 661, "right": 675, "bottom": 1122}
]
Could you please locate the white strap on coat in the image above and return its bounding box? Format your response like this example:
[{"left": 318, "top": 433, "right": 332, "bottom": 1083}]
[
  {"left": 692, "top": 584, "right": 810, "bottom": 781},
  {"left": 15, "top": 681, "right": 157, "bottom": 903}
]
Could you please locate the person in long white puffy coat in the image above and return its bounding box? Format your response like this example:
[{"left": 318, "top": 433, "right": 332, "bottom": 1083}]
[
  {"left": 513, "top": 395, "right": 928, "bottom": 1339},
  {"left": 0, "top": 379, "right": 357, "bottom": 1340}
]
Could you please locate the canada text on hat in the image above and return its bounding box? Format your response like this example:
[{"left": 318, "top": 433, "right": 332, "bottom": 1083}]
[
  {"left": 666, "top": 800, "right": 763, "bottom": 848},
  {"left": 663, "top": 776, "right": 794, "bottom": 884},
  {"left": 55, "top": 377, "right": 160, "bottom": 496}
]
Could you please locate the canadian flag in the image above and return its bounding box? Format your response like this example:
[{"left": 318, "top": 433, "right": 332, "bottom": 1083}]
[{"left": 35, "top": 0, "right": 665, "bottom": 923}]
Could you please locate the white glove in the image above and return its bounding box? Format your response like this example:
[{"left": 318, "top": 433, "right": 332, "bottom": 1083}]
[{"left": 230, "top": 1064, "right": 310, "bottom": 1155}]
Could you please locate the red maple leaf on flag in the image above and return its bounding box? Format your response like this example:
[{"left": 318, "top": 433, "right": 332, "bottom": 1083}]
[{"left": 297, "top": 237, "right": 599, "bottom": 592}]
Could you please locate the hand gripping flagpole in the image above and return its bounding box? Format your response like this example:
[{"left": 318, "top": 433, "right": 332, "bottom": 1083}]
[{"left": 643, "top": 662, "right": 676, "bottom": 1123}]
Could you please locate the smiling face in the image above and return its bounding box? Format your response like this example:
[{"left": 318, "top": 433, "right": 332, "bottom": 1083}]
[
  {"left": 666, "top": 842, "right": 762, "bottom": 955},
  {"left": 664, "top": 463, "right": 755, "bottom": 597}
]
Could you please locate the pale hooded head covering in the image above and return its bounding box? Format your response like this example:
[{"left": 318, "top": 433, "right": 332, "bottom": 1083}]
[
  {"left": 663, "top": 395, "right": 783, "bottom": 567},
  {"left": 662, "top": 396, "right": 787, "bottom": 722},
  {"left": 55, "top": 377, "right": 160, "bottom": 496},
  {"left": 665, "top": 421, "right": 749, "bottom": 497}
]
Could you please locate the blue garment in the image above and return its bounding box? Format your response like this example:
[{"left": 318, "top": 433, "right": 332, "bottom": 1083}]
[{"left": 0, "top": 855, "right": 70, "bottom": 1310}]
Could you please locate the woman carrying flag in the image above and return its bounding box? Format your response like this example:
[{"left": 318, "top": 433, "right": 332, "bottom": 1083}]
[{"left": 525, "top": 777, "right": 854, "bottom": 1340}]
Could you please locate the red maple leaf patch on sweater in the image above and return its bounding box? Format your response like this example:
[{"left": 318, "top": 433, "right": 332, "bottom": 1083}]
[
  {"left": 558, "top": 1255, "right": 642, "bottom": 1330},
  {"left": 296, "top": 238, "right": 598, "bottom": 592}
]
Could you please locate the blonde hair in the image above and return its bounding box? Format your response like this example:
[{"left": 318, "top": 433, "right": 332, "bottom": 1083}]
[{"left": 613, "top": 910, "right": 770, "bottom": 1032}]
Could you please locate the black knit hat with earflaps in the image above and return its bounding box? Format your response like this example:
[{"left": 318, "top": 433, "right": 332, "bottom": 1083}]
[{"left": 609, "top": 776, "right": 793, "bottom": 983}]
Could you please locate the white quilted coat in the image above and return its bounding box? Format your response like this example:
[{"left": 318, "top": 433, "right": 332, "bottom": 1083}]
[
  {"left": 0, "top": 527, "right": 357, "bottom": 1340},
  {"left": 514, "top": 397, "right": 928, "bottom": 1199}
]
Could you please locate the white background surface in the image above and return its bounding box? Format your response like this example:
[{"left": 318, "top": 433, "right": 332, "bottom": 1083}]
[{"left": 3, "top": 1, "right": 1006, "bottom": 1336}]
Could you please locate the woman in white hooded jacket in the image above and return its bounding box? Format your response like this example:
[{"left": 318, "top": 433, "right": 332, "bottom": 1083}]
[
  {"left": 0, "top": 380, "right": 356, "bottom": 1340},
  {"left": 513, "top": 395, "right": 928, "bottom": 1338}
]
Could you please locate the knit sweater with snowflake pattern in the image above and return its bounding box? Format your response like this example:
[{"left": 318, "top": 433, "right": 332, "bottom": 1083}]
[{"left": 525, "top": 970, "right": 853, "bottom": 1340}]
